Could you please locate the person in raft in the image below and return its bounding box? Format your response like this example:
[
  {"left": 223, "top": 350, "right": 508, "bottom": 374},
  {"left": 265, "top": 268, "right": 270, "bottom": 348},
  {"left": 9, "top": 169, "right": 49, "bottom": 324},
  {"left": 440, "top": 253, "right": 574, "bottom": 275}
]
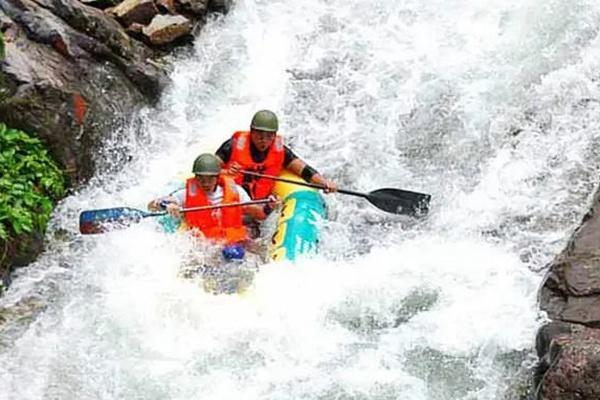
[
  {"left": 147, "top": 153, "right": 276, "bottom": 260},
  {"left": 215, "top": 109, "right": 337, "bottom": 209}
]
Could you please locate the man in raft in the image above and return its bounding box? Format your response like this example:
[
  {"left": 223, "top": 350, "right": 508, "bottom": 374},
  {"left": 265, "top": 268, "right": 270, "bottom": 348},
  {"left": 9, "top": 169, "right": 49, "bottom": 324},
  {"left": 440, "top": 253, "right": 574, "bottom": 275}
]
[
  {"left": 215, "top": 109, "right": 337, "bottom": 211},
  {"left": 147, "top": 153, "right": 275, "bottom": 260}
]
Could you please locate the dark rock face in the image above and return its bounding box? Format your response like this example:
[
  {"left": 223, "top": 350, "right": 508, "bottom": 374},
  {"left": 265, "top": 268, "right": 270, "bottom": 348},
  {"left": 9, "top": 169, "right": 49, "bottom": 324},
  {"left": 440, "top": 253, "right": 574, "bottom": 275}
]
[
  {"left": 536, "top": 188, "right": 600, "bottom": 399},
  {"left": 0, "top": 0, "right": 168, "bottom": 183},
  {"left": 0, "top": 231, "right": 44, "bottom": 291}
]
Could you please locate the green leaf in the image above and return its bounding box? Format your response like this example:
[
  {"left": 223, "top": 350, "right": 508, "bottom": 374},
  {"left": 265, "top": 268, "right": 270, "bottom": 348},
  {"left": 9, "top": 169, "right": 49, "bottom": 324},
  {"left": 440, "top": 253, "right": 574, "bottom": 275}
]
[{"left": 0, "top": 124, "right": 65, "bottom": 239}]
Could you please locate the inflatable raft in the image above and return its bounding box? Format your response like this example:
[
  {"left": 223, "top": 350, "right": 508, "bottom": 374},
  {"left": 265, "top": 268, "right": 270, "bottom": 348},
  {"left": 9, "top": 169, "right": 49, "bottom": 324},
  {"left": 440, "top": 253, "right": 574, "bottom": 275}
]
[
  {"left": 159, "top": 170, "right": 327, "bottom": 262},
  {"left": 269, "top": 171, "right": 326, "bottom": 261}
]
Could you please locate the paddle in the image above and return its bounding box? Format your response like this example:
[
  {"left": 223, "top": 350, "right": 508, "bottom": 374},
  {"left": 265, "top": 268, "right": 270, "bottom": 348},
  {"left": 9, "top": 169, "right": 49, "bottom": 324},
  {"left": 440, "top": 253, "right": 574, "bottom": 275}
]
[
  {"left": 242, "top": 171, "right": 431, "bottom": 217},
  {"left": 79, "top": 199, "right": 271, "bottom": 234}
]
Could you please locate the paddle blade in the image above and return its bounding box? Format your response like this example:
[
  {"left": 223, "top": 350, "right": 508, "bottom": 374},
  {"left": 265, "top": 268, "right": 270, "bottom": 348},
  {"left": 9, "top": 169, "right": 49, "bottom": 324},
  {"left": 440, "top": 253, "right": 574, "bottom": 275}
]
[
  {"left": 366, "top": 188, "right": 431, "bottom": 217},
  {"left": 79, "top": 207, "right": 149, "bottom": 234}
]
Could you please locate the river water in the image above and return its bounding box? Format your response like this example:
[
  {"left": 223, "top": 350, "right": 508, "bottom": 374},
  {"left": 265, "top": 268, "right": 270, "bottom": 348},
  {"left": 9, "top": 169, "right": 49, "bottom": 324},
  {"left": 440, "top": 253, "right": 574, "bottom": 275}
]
[{"left": 2, "top": 0, "right": 600, "bottom": 399}]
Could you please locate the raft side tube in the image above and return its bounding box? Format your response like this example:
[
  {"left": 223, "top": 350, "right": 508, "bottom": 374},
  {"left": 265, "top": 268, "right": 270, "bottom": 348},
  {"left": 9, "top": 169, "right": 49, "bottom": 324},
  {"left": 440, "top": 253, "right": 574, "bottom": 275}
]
[{"left": 269, "top": 171, "right": 327, "bottom": 261}]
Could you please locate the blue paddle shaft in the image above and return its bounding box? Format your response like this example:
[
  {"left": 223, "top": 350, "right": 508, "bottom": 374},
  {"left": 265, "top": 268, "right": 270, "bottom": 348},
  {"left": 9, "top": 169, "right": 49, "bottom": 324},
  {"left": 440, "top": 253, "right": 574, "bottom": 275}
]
[{"left": 79, "top": 199, "right": 271, "bottom": 234}]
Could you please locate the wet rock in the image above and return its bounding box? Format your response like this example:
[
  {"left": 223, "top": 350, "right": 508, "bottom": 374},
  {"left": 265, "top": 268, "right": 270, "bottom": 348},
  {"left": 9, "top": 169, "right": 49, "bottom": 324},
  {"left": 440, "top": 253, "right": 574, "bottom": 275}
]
[
  {"left": 109, "top": 0, "right": 159, "bottom": 26},
  {"left": 125, "top": 21, "right": 145, "bottom": 40},
  {"left": 538, "top": 284, "right": 567, "bottom": 321},
  {"left": 564, "top": 258, "right": 600, "bottom": 296},
  {"left": 156, "top": 0, "right": 177, "bottom": 14},
  {"left": 0, "top": 0, "right": 167, "bottom": 183},
  {"left": 142, "top": 14, "right": 191, "bottom": 45},
  {"left": 535, "top": 321, "right": 575, "bottom": 387},
  {"left": 176, "top": 0, "right": 208, "bottom": 16},
  {"left": 536, "top": 187, "right": 600, "bottom": 398},
  {"left": 561, "top": 296, "right": 600, "bottom": 326},
  {"left": 79, "top": 0, "right": 118, "bottom": 9},
  {"left": 539, "top": 189, "right": 600, "bottom": 325},
  {"left": 208, "top": 0, "right": 231, "bottom": 13},
  {"left": 0, "top": 231, "right": 44, "bottom": 294},
  {"left": 535, "top": 323, "right": 600, "bottom": 400}
]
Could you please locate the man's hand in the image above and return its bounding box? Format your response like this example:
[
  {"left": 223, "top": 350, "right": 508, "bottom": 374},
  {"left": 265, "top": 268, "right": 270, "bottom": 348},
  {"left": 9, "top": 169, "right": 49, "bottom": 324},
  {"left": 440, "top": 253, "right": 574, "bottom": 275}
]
[
  {"left": 166, "top": 203, "right": 181, "bottom": 218},
  {"left": 322, "top": 179, "right": 337, "bottom": 193},
  {"left": 312, "top": 174, "right": 337, "bottom": 193},
  {"left": 243, "top": 195, "right": 281, "bottom": 220},
  {"left": 148, "top": 197, "right": 177, "bottom": 211},
  {"left": 148, "top": 199, "right": 161, "bottom": 211},
  {"left": 267, "top": 194, "right": 282, "bottom": 208},
  {"left": 228, "top": 162, "right": 242, "bottom": 175}
]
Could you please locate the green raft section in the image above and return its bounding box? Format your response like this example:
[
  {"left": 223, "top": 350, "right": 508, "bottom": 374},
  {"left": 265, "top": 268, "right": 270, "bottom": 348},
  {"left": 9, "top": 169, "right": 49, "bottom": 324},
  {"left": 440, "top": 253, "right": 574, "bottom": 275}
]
[
  {"left": 268, "top": 171, "right": 327, "bottom": 261},
  {"left": 158, "top": 170, "right": 327, "bottom": 262}
]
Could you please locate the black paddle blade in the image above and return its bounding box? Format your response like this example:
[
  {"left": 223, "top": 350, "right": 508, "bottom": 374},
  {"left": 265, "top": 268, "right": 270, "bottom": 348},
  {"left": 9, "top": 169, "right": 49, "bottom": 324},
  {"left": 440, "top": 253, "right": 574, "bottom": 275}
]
[
  {"left": 366, "top": 188, "right": 431, "bottom": 217},
  {"left": 79, "top": 207, "right": 150, "bottom": 234}
]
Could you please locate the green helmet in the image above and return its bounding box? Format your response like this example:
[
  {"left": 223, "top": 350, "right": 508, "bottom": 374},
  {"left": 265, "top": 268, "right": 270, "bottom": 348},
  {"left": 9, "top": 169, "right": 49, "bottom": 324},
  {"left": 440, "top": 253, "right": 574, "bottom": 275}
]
[
  {"left": 192, "top": 153, "right": 221, "bottom": 175},
  {"left": 250, "top": 110, "right": 278, "bottom": 132}
]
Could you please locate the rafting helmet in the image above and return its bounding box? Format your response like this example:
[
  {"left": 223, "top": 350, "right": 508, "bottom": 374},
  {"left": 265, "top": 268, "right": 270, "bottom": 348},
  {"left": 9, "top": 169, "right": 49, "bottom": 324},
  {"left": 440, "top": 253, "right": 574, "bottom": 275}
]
[
  {"left": 192, "top": 153, "right": 221, "bottom": 176},
  {"left": 250, "top": 110, "right": 278, "bottom": 132}
]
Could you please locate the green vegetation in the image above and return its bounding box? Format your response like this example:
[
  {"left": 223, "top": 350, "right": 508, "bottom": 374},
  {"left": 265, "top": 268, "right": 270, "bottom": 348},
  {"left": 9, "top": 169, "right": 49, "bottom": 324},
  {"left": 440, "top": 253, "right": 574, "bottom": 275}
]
[
  {"left": 0, "top": 124, "right": 65, "bottom": 243},
  {"left": 0, "top": 30, "right": 4, "bottom": 59}
]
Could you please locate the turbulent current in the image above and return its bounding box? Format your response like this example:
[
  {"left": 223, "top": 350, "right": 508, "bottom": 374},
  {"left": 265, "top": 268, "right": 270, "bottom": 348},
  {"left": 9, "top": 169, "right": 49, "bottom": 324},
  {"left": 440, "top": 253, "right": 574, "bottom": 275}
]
[{"left": 3, "top": 0, "right": 600, "bottom": 399}]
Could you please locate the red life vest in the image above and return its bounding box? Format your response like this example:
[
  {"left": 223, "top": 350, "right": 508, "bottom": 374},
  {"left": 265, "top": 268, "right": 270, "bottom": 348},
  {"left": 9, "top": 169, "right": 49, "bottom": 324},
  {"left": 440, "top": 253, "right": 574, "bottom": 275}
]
[
  {"left": 183, "top": 176, "right": 247, "bottom": 244},
  {"left": 225, "top": 131, "right": 285, "bottom": 199}
]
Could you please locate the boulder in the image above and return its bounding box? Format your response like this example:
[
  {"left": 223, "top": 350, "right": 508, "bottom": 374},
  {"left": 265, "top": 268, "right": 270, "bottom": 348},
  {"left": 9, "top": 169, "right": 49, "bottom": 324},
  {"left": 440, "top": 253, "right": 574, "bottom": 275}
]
[
  {"left": 175, "top": 0, "right": 208, "bottom": 16},
  {"left": 539, "top": 189, "right": 600, "bottom": 325},
  {"left": 535, "top": 322, "right": 600, "bottom": 399},
  {"left": 536, "top": 187, "right": 600, "bottom": 398},
  {"left": 142, "top": 14, "right": 191, "bottom": 45},
  {"left": 109, "top": 0, "right": 159, "bottom": 26}
]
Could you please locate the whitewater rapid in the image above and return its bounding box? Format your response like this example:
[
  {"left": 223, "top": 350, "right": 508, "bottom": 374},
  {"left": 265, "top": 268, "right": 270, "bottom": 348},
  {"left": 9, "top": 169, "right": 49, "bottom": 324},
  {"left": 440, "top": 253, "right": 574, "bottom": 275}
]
[{"left": 2, "top": 0, "right": 600, "bottom": 399}]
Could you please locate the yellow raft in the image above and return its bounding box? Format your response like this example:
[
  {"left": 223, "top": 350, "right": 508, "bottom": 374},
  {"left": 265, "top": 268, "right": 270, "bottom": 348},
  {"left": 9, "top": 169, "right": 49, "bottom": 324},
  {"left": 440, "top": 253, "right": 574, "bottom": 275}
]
[{"left": 269, "top": 170, "right": 326, "bottom": 261}]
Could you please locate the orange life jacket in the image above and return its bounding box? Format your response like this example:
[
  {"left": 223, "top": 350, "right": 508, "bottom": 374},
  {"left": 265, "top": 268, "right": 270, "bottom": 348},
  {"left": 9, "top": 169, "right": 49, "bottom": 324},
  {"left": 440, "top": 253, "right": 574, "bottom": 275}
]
[
  {"left": 183, "top": 176, "right": 247, "bottom": 244},
  {"left": 225, "top": 131, "right": 285, "bottom": 199}
]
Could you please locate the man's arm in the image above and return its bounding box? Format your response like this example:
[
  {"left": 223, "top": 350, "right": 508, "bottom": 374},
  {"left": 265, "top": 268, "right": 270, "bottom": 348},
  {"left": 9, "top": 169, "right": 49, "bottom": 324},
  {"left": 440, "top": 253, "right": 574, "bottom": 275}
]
[
  {"left": 283, "top": 146, "right": 299, "bottom": 167},
  {"left": 215, "top": 139, "right": 233, "bottom": 164},
  {"left": 286, "top": 157, "right": 337, "bottom": 193},
  {"left": 236, "top": 185, "right": 252, "bottom": 203},
  {"left": 237, "top": 185, "right": 279, "bottom": 220}
]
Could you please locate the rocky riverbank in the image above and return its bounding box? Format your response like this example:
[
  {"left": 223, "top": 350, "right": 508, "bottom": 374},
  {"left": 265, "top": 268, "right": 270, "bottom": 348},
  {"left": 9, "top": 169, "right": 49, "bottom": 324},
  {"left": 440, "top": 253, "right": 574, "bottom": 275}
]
[
  {"left": 0, "top": 0, "right": 229, "bottom": 290},
  {"left": 534, "top": 186, "right": 600, "bottom": 399}
]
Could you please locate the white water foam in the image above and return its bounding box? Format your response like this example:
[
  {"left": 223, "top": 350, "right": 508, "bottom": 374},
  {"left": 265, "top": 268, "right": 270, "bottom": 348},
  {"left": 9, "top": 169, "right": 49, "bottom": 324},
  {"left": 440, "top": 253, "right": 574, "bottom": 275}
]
[{"left": 2, "top": 0, "right": 600, "bottom": 399}]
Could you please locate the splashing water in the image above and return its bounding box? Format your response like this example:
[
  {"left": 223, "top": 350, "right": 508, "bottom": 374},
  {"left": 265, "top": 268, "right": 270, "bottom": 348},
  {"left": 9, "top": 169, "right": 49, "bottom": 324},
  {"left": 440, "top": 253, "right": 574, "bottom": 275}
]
[{"left": 2, "top": 0, "right": 600, "bottom": 399}]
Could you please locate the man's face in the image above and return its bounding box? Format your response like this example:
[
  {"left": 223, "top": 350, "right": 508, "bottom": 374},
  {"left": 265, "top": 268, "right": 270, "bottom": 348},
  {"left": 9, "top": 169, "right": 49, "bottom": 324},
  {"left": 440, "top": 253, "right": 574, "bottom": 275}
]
[
  {"left": 250, "top": 129, "right": 276, "bottom": 152},
  {"left": 195, "top": 174, "right": 219, "bottom": 192}
]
